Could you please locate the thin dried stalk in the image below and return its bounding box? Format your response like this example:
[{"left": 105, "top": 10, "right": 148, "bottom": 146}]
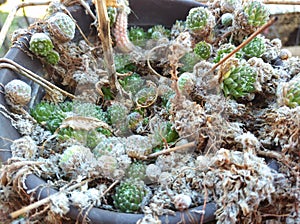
[
  {"left": 208, "top": 16, "right": 278, "bottom": 76},
  {"left": 0, "top": 1, "right": 51, "bottom": 49},
  {"left": 0, "top": 58, "right": 75, "bottom": 99},
  {"left": 147, "top": 141, "right": 196, "bottom": 159},
  {"left": 94, "top": 0, "right": 117, "bottom": 93},
  {"left": 9, "top": 178, "right": 91, "bottom": 219}
]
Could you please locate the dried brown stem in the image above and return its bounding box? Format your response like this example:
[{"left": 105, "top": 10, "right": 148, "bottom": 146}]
[
  {"left": 208, "top": 16, "right": 278, "bottom": 76},
  {"left": 0, "top": 58, "right": 75, "bottom": 99},
  {"left": 9, "top": 178, "right": 91, "bottom": 219},
  {"left": 0, "top": 1, "right": 51, "bottom": 49},
  {"left": 147, "top": 141, "right": 196, "bottom": 159},
  {"left": 100, "top": 180, "right": 119, "bottom": 198},
  {"left": 94, "top": 0, "right": 117, "bottom": 93}
]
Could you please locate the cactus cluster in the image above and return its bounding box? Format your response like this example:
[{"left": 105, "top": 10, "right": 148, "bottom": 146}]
[
  {"left": 280, "top": 74, "right": 300, "bottom": 108},
  {"left": 242, "top": 36, "right": 266, "bottom": 58},
  {"left": 147, "top": 25, "right": 170, "bottom": 40},
  {"left": 185, "top": 6, "right": 215, "bottom": 36},
  {"left": 47, "top": 12, "right": 76, "bottom": 43},
  {"left": 242, "top": 0, "right": 270, "bottom": 27},
  {"left": 4, "top": 79, "right": 31, "bottom": 107},
  {"left": 221, "top": 65, "right": 257, "bottom": 99},
  {"left": 29, "top": 33, "right": 60, "bottom": 65},
  {"left": 113, "top": 179, "right": 148, "bottom": 213},
  {"left": 126, "top": 162, "right": 147, "bottom": 181},
  {"left": 214, "top": 43, "right": 242, "bottom": 63},
  {"left": 128, "top": 27, "right": 148, "bottom": 47},
  {"left": 193, "top": 41, "right": 212, "bottom": 60},
  {"left": 119, "top": 73, "right": 145, "bottom": 95}
]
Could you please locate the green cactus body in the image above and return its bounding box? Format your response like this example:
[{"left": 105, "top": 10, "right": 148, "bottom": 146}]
[
  {"left": 194, "top": 41, "right": 212, "bottom": 60},
  {"left": 107, "top": 103, "right": 128, "bottom": 125},
  {"left": 179, "top": 52, "right": 201, "bottom": 73},
  {"left": 221, "top": 13, "right": 234, "bottom": 26},
  {"left": 153, "top": 122, "right": 179, "bottom": 147},
  {"left": 29, "top": 33, "right": 54, "bottom": 56},
  {"left": 119, "top": 73, "right": 145, "bottom": 95},
  {"left": 127, "top": 112, "right": 143, "bottom": 131},
  {"left": 107, "top": 6, "right": 117, "bottom": 25},
  {"left": 284, "top": 76, "right": 300, "bottom": 108},
  {"left": 214, "top": 43, "right": 242, "bottom": 63},
  {"left": 147, "top": 25, "right": 170, "bottom": 40},
  {"left": 243, "top": 0, "right": 270, "bottom": 27},
  {"left": 126, "top": 162, "right": 146, "bottom": 180},
  {"left": 46, "top": 50, "right": 60, "bottom": 65},
  {"left": 128, "top": 27, "right": 148, "bottom": 47},
  {"left": 73, "top": 102, "right": 107, "bottom": 122},
  {"left": 242, "top": 36, "right": 266, "bottom": 58},
  {"left": 47, "top": 12, "right": 76, "bottom": 43},
  {"left": 135, "top": 86, "right": 157, "bottom": 107},
  {"left": 186, "top": 7, "right": 215, "bottom": 36},
  {"left": 178, "top": 73, "right": 194, "bottom": 92},
  {"left": 221, "top": 65, "right": 257, "bottom": 99},
  {"left": 113, "top": 179, "right": 148, "bottom": 213}
]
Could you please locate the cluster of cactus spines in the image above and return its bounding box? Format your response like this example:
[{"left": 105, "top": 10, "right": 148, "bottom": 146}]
[
  {"left": 45, "top": 49, "right": 60, "bottom": 65},
  {"left": 220, "top": 0, "right": 242, "bottom": 13},
  {"left": 242, "top": 36, "right": 266, "bottom": 58},
  {"left": 119, "top": 73, "right": 145, "bottom": 95},
  {"left": 128, "top": 27, "right": 148, "bottom": 47},
  {"left": 4, "top": 80, "right": 32, "bottom": 107},
  {"left": 147, "top": 25, "right": 170, "bottom": 40},
  {"left": 31, "top": 101, "right": 72, "bottom": 133},
  {"left": 221, "top": 13, "right": 234, "bottom": 26},
  {"left": 135, "top": 86, "right": 157, "bottom": 107},
  {"left": 242, "top": 0, "right": 270, "bottom": 27},
  {"left": 29, "top": 33, "right": 54, "bottom": 56},
  {"left": 107, "top": 102, "right": 129, "bottom": 126},
  {"left": 73, "top": 102, "right": 108, "bottom": 122},
  {"left": 127, "top": 112, "right": 143, "bottom": 131},
  {"left": 221, "top": 65, "right": 257, "bottom": 99},
  {"left": 280, "top": 74, "right": 300, "bottom": 108},
  {"left": 126, "top": 162, "right": 147, "bottom": 181},
  {"left": 113, "top": 179, "right": 148, "bottom": 213},
  {"left": 185, "top": 6, "right": 215, "bottom": 37},
  {"left": 193, "top": 41, "right": 212, "bottom": 60},
  {"left": 47, "top": 12, "right": 76, "bottom": 43},
  {"left": 214, "top": 43, "right": 242, "bottom": 63}
]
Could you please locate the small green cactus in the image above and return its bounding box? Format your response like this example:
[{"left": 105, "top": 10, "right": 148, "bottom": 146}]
[
  {"left": 194, "top": 41, "right": 212, "bottom": 60},
  {"left": 126, "top": 162, "right": 147, "bottom": 181},
  {"left": 221, "top": 65, "right": 257, "bottom": 99},
  {"left": 178, "top": 73, "right": 195, "bottom": 93},
  {"left": 128, "top": 27, "right": 148, "bottom": 47},
  {"left": 46, "top": 50, "right": 60, "bottom": 65},
  {"left": 153, "top": 121, "right": 179, "bottom": 147},
  {"left": 283, "top": 75, "right": 300, "bottom": 108},
  {"left": 186, "top": 7, "right": 215, "bottom": 35},
  {"left": 4, "top": 80, "right": 31, "bottom": 107},
  {"left": 179, "top": 52, "right": 201, "bottom": 73},
  {"left": 107, "top": 6, "right": 117, "bottom": 25},
  {"left": 221, "top": 13, "right": 234, "bottom": 26},
  {"left": 29, "top": 33, "right": 54, "bottom": 56},
  {"left": 147, "top": 25, "right": 170, "bottom": 40},
  {"left": 47, "top": 12, "right": 76, "bottom": 42},
  {"left": 214, "top": 43, "right": 242, "bottom": 63},
  {"left": 220, "top": 0, "right": 242, "bottom": 13},
  {"left": 113, "top": 179, "right": 148, "bottom": 213},
  {"left": 73, "top": 102, "right": 107, "bottom": 122},
  {"left": 119, "top": 73, "right": 145, "bottom": 95},
  {"left": 127, "top": 112, "right": 143, "bottom": 131},
  {"left": 243, "top": 0, "right": 270, "bottom": 27},
  {"left": 107, "top": 103, "right": 128, "bottom": 125},
  {"left": 242, "top": 36, "right": 266, "bottom": 58}
]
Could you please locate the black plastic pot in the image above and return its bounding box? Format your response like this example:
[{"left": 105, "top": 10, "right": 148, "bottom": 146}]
[{"left": 0, "top": 1, "right": 217, "bottom": 223}]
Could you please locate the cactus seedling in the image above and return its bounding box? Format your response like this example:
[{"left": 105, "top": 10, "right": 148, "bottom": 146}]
[
  {"left": 221, "top": 65, "right": 257, "bottom": 99},
  {"left": 242, "top": 36, "right": 266, "bottom": 58},
  {"left": 194, "top": 41, "right": 212, "bottom": 60},
  {"left": 4, "top": 80, "right": 31, "bottom": 107},
  {"left": 46, "top": 50, "right": 60, "bottom": 65},
  {"left": 29, "top": 33, "right": 54, "bottom": 56},
  {"left": 243, "top": 0, "right": 270, "bottom": 27}
]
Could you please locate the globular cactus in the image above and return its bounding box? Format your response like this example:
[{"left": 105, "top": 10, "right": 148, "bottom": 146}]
[
  {"left": 279, "top": 74, "right": 300, "bottom": 108},
  {"left": 47, "top": 12, "right": 76, "bottom": 43},
  {"left": 29, "top": 33, "right": 54, "bottom": 56},
  {"left": 220, "top": 0, "right": 242, "bottom": 13},
  {"left": 153, "top": 121, "right": 179, "bottom": 147},
  {"left": 147, "top": 25, "right": 170, "bottom": 40},
  {"left": 135, "top": 86, "right": 157, "bottom": 108},
  {"left": 185, "top": 7, "right": 215, "bottom": 37},
  {"left": 4, "top": 80, "right": 31, "bottom": 107},
  {"left": 113, "top": 179, "right": 148, "bottom": 213},
  {"left": 221, "top": 13, "right": 234, "bottom": 26},
  {"left": 242, "top": 36, "right": 266, "bottom": 58},
  {"left": 243, "top": 0, "right": 270, "bottom": 27},
  {"left": 128, "top": 27, "right": 148, "bottom": 47},
  {"left": 214, "top": 43, "right": 242, "bottom": 63},
  {"left": 46, "top": 49, "right": 60, "bottom": 65},
  {"left": 73, "top": 102, "right": 108, "bottom": 122},
  {"left": 107, "top": 102, "right": 129, "bottom": 126},
  {"left": 119, "top": 73, "right": 145, "bottom": 95},
  {"left": 126, "top": 162, "right": 147, "bottom": 181},
  {"left": 177, "top": 73, "right": 195, "bottom": 95},
  {"left": 194, "top": 41, "right": 212, "bottom": 60},
  {"left": 179, "top": 52, "right": 201, "bottom": 73},
  {"left": 127, "top": 112, "right": 143, "bottom": 131},
  {"left": 221, "top": 65, "right": 257, "bottom": 99}
]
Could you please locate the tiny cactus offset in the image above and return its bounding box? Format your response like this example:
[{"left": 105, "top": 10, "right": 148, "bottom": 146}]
[{"left": 29, "top": 33, "right": 54, "bottom": 56}]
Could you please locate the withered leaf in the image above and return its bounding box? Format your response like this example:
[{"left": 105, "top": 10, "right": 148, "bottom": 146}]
[{"left": 59, "top": 116, "right": 112, "bottom": 132}]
